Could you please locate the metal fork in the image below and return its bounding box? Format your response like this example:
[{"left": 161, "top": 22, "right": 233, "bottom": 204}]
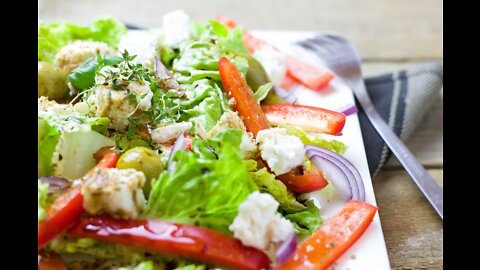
[{"left": 297, "top": 34, "right": 443, "bottom": 219}]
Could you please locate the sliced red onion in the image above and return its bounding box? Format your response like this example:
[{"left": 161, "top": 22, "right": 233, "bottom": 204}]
[
  {"left": 305, "top": 145, "right": 365, "bottom": 201},
  {"left": 273, "top": 86, "right": 297, "bottom": 104},
  {"left": 154, "top": 57, "right": 182, "bottom": 95},
  {"left": 167, "top": 132, "right": 186, "bottom": 173},
  {"left": 38, "top": 176, "right": 71, "bottom": 196},
  {"left": 275, "top": 232, "right": 297, "bottom": 264},
  {"left": 339, "top": 104, "right": 358, "bottom": 116}
]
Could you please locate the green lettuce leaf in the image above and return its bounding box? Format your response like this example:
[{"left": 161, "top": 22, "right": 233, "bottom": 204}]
[
  {"left": 144, "top": 129, "right": 258, "bottom": 234},
  {"left": 175, "top": 265, "right": 206, "bottom": 270},
  {"left": 38, "top": 117, "right": 61, "bottom": 177},
  {"left": 244, "top": 160, "right": 306, "bottom": 213},
  {"left": 285, "top": 125, "right": 347, "bottom": 155},
  {"left": 52, "top": 127, "right": 115, "bottom": 180},
  {"left": 38, "top": 16, "right": 127, "bottom": 63},
  {"left": 68, "top": 54, "right": 124, "bottom": 91},
  {"left": 38, "top": 114, "right": 114, "bottom": 179},
  {"left": 38, "top": 180, "right": 49, "bottom": 221},
  {"left": 284, "top": 200, "right": 323, "bottom": 235},
  {"left": 208, "top": 20, "right": 248, "bottom": 54},
  {"left": 253, "top": 82, "right": 273, "bottom": 103}
]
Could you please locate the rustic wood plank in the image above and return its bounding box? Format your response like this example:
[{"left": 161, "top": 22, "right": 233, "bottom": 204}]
[
  {"left": 373, "top": 169, "right": 443, "bottom": 269},
  {"left": 38, "top": 0, "right": 442, "bottom": 60}
]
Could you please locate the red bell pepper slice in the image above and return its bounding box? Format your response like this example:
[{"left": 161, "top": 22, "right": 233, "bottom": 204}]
[
  {"left": 285, "top": 56, "right": 334, "bottom": 92},
  {"left": 68, "top": 215, "right": 271, "bottom": 270},
  {"left": 38, "top": 150, "right": 119, "bottom": 249},
  {"left": 276, "top": 200, "right": 377, "bottom": 270},
  {"left": 261, "top": 104, "right": 346, "bottom": 135},
  {"left": 219, "top": 57, "right": 329, "bottom": 194},
  {"left": 216, "top": 16, "right": 334, "bottom": 92},
  {"left": 277, "top": 166, "right": 328, "bottom": 193},
  {"left": 38, "top": 252, "right": 67, "bottom": 270},
  {"left": 219, "top": 57, "right": 271, "bottom": 137}
]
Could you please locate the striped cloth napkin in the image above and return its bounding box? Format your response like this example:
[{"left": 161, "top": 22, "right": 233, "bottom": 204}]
[{"left": 361, "top": 62, "right": 443, "bottom": 176}]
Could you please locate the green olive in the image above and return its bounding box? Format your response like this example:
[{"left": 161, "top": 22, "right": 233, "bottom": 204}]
[
  {"left": 116, "top": 147, "right": 164, "bottom": 196},
  {"left": 243, "top": 54, "right": 271, "bottom": 91},
  {"left": 38, "top": 62, "right": 69, "bottom": 100}
]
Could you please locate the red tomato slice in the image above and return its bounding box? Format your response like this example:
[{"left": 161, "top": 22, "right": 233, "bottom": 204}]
[
  {"left": 68, "top": 215, "right": 271, "bottom": 270},
  {"left": 38, "top": 150, "right": 119, "bottom": 249},
  {"left": 277, "top": 166, "right": 329, "bottom": 193},
  {"left": 219, "top": 57, "right": 271, "bottom": 137},
  {"left": 276, "top": 200, "right": 377, "bottom": 270},
  {"left": 261, "top": 104, "right": 346, "bottom": 135},
  {"left": 285, "top": 56, "right": 334, "bottom": 92}
]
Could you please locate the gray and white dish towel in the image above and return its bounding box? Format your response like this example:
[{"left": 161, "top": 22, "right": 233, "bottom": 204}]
[{"left": 358, "top": 62, "right": 443, "bottom": 176}]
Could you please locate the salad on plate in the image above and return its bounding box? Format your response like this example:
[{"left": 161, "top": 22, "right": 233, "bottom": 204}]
[{"left": 38, "top": 10, "right": 377, "bottom": 270}]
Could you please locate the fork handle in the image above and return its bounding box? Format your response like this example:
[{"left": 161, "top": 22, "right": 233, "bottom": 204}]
[{"left": 353, "top": 80, "right": 443, "bottom": 219}]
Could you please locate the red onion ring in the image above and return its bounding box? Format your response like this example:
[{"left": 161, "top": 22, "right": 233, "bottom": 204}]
[
  {"left": 339, "top": 104, "right": 358, "bottom": 116},
  {"left": 275, "top": 232, "right": 297, "bottom": 264},
  {"left": 154, "top": 57, "right": 182, "bottom": 95},
  {"left": 167, "top": 132, "right": 186, "bottom": 173},
  {"left": 305, "top": 145, "right": 365, "bottom": 201}
]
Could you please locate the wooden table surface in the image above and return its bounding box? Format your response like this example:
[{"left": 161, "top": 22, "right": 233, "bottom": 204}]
[{"left": 38, "top": 0, "right": 443, "bottom": 269}]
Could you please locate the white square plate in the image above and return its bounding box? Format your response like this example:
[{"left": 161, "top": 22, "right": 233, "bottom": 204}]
[
  {"left": 251, "top": 30, "right": 391, "bottom": 270},
  {"left": 126, "top": 29, "right": 391, "bottom": 269}
]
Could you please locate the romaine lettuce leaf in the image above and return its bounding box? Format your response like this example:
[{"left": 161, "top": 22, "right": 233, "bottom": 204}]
[
  {"left": 253, "top": 82, "right": 273, "bottom": 103},
  {"left": 51, "top": 127, "right": 115, "bottom": 180},
  {"left": 243, "top": 160, "right": 306, "bottom": 213},
  {"left": 284, "top": 199, "right": 323, "bottom": 235},
  {"left": 38, "top": 16, "right": 127, "bottom": 63},
  {"left": 208, "top": 20, "right": 248, "bottom": 55},
  {"left": 38, "top": 117, "right": 61, "bottom": 177},
  {"left": 175, "top": 265, "right": 206, "bottom": 270},
  {"left": 38, "top": 114, "right": 114, "bottom": 179},
  {"left": 144, "top": 129, "right": 258, "bottom": 234},
  {"left": 285, "top": 125, "right": 347, "bottom": 155}
]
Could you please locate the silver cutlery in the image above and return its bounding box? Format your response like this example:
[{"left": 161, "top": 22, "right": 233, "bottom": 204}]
[{"left": 297, "top": 34, "right": 443, "bottom": 219}]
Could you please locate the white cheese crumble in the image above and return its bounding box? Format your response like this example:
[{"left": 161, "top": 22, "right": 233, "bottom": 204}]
[
  {"left": 151, "top": 122, "right": 193, "bottom": 144},
  {"left": 252, "top": 45, "right": 287, "bottom": 85},
  {"left": 256, "top": 128, "right": 305, "bottom": 175},
  {"left": 82, "top": 167, "right": 146, "bottom": 220},
  {"left": 162, "top": 10, "right": 191, "bottom": 45},
  {"left": 229, "top": 192, "right": 294, "bottom": 252}
]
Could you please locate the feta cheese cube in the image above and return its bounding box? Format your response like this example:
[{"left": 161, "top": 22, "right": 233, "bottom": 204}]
[
  {"left": 229, "top": 192, "right": 294, "bottom": 251},
  {"left": 82, "top": 168, "right": 146, "bottom": 219},
  {"left": 256, "top": 128, "right": 305, "bottom": 175}
]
